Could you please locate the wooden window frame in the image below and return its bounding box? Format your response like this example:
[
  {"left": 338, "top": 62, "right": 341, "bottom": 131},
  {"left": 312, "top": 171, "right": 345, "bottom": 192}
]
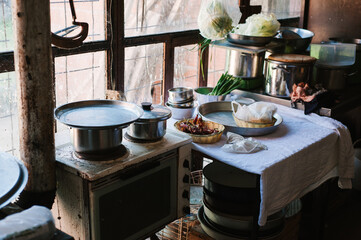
[{"left": 0, "top": 0, "right": 308, "bottom": 105}]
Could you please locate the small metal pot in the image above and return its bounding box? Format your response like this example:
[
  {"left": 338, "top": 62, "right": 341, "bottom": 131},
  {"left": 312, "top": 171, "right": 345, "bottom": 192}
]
[
  {"left": 225, "top": 49, "right": 265, "bottom": 78},
  {"left": 127, "top": 102, "right": 172, "bottom": 140},
  {"left": 71, "top": 126, "right": 126, "bottom": 153},
  {"left": 264, "top": 54, "right": 317, "bottom": 97},
  {"left": 168, "top": 87, "right": 193, "bottom": 103}
]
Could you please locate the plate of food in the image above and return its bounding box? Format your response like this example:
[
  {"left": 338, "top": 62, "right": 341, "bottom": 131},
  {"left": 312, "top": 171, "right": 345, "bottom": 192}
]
[
  {"left": 174, "top": 115, "right": 225, "bottom": 144},
  {"left": 198, "top": 101, "right": 282, "bottom": 136}
]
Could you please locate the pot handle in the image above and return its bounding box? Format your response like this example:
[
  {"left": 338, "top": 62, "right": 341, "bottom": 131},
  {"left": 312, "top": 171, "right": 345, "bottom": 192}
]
[
  {"left": 231, "top": 100, "right": 242, "bottom": 114},
  {"left": 346, "top": 70, "right": 358, "bottom": 78},
  {"left": 272, "top": 65, "right": 291, "bottom": 74}
]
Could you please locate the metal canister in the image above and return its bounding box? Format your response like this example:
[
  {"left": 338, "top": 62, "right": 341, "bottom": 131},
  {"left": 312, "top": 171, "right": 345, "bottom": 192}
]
[{"left": 264, "top": 54, "right": 317, "bottom": 97}]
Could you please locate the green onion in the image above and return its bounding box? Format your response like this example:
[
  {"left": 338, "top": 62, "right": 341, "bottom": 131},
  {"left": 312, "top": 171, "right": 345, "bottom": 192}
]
[{"left": 208, "top": 73, "right": 242, "bottom": 96}]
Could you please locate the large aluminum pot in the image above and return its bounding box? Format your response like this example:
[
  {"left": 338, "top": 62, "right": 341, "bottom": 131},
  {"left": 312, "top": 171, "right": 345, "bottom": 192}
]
[
  {"left": 225, "top": 49, "right": 265, "bottom": 78},
  {"left": 127, "top": 102, "right": 171, "bottom": 140},
  {"left": 315, "top": 65, "right": 355, "bottom": 90},
  {"left": 54, "top": 100, "right": 143, "bottom": 153},
  {"left": 264, "top": 54, "right": 317, "bottom": 97}
]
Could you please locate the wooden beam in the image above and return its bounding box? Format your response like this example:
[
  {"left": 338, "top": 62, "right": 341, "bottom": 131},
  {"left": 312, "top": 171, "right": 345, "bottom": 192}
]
[
  {"left": 163, "top": 39, "right": 174, "bottom": 104},
  {"left": 12, "top": 0, "right": 55, "bottom": 205}
]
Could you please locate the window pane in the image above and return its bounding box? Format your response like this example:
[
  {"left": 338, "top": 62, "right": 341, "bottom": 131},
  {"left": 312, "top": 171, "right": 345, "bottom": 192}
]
[
  {"left": 50, "top": 0, "right": 105, "bottom": 42},
  {"left": 0, "top": 0, "right": 14, "bottom": 53},
  {"left": 124, "top": 0, "right": 201, "bottom": 37},
  {"left": 251, "top": 0, "right": 302, "bottom": 19},
  {"left": 207, "top": 46, "right": 226, "bottom": 87},
  {"left": 124, "top": 44, "right": 163, "bottom": 104},
  {"left": 55, "top": 51, "right": 106, "bottom": 133},
  {"left": 174, "top": 44, "right": 199, "bottom": 89},
  {"left": 0, "top": 72, "right": 19, "bottom": 157}
]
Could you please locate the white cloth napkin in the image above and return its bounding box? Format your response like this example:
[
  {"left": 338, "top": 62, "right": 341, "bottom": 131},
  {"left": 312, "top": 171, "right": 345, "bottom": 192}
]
[
  {"left": 232, "top": 101, "right": 277, "bottom": 123},
  {"left": 221, "top": 132, "right": 268, "bottom": 153}
]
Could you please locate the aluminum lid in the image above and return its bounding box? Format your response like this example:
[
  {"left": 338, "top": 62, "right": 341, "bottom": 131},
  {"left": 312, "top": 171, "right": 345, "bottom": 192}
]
[
  {"left": 54, "top": 100, "right": 143, "bottom": 129},
  {"left": 137, "top": 102, "right": 172, "bottom": 122}
]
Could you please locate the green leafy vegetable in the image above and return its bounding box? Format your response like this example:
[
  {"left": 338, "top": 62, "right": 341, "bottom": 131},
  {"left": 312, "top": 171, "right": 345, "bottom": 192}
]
[{"left": 208, "top": 72, "right": 243, "bottom": 96}]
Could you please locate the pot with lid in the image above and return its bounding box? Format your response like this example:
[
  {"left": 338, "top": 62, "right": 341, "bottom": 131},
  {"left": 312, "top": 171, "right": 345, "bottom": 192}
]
[
  {"left": 264, "top": 54, "right": 317, "bottom": 97},
  {"left": 127, "top": 102, "right": 172, "bottom": 141}
]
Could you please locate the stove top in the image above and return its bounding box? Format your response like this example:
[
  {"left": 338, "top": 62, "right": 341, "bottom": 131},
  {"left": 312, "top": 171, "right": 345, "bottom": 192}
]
[
  {"left": 55, "top": 129, "right": 192, "bottom": 181},
  {"left": 124, "top": 133, "right": 163, "bottom": 143}
]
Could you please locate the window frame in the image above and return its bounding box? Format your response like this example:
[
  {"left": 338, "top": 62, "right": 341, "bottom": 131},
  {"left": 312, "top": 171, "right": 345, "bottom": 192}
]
[{"left": 0, "top": 0, "right": 307, "bottom": 104}]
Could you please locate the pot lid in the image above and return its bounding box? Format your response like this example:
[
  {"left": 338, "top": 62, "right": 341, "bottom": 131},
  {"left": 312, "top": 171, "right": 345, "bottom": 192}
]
[
  {"left": 54, "top": 100, "right": 143, "bottom": 129},
  {"left": 0, "top": 152, "right": 28, "bottom": 209},
  {"left": 268, "top": 54, "right": 317, "bottom": 63},
  {"left": 137, "top": 102, "right": 171, "bottom": 122}
]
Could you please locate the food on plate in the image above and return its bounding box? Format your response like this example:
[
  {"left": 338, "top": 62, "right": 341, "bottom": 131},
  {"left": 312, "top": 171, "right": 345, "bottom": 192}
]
[
  {"left": 208, "top": 72, "right": 243, "bottom": 96},
  {"left": 177, "top": 115, "right": 219, "bottom": 135},
  {"left": 232, "top": 101, "right": 277, "bottom": 128},
  {"left": 231, "top": 13, "right": 280, "bottom": 37}
]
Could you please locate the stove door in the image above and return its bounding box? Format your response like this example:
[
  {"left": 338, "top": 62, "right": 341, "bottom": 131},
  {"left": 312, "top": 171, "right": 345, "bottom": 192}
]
[{"left": 89, "top": 150, "right": 178, "bottom": 240}]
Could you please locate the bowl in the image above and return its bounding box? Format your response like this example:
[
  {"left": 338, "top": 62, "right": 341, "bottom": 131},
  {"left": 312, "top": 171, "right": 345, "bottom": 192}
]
[
  {"left": 194, "top": 87, "right": 230, "bottom": 106},
  {"left": 168, "top": 87, "right": 193, "bottom": 103},
  {"left": 174, "top": 119, "right": 225, "bottom": 144},
  {"left": 166, "top": 102, "right": 197, "bottom": 120},
  {"left": 273, "top": 27, "right": 314, "bottom": 53},
  {"left": 233, "top": 114, "right": 277, "bottom": 128},
  {"left": 227, "top": 32, "right": 274, "bottom": 46}
]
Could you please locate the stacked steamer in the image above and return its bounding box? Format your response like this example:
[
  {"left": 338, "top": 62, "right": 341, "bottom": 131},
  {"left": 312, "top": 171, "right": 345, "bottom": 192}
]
[{"left": 166, "top": 87, "right": 197, "bottom": 120}]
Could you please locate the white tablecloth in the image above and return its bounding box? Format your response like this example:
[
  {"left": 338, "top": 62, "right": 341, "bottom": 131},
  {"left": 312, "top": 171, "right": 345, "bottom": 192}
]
[{"left": 169, "top": 104, "right": 354, "bottom": 226}]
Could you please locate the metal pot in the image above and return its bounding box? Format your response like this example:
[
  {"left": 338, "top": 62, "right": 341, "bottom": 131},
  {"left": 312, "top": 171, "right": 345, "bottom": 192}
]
[
  {"left": 264, "top": 54, "right": 317, "bottom": 97},
  {"left": 54, "top": 100, "right": 143, "bottom": 154},
  {"left": 71, "top": 127, "right": 125, "bottom": 153},
  {"left": 127, "top": 102, "right": 172, "bottom": 140},
  {"left": 225, "top": 48, "right": 265, "bottom": 78},
  {"left": 315, "top": 64, "right": 356, "bottom": 90},
  {"left": 273, "top": 27, "right": 314, "bottom": 53}
]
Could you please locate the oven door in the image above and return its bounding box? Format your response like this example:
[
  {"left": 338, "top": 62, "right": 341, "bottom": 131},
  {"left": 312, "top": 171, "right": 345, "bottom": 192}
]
[{"left": 89, "top": 150, "right": 178, "bottom": 240}]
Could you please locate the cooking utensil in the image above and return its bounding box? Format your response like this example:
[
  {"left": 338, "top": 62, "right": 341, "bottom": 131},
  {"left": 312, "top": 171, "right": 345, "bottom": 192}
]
[
  {"left": 273, "top": 27, "right": 314, "bottom": 53},
  {"left": 198, "top": 101, "right": 282, "bottom": 136},
  {"left": 166, "top": 102, "right": 197, "bottom": 120},
  {"left": 127, "top": 102, "right": 171, "bottom": 140},
  {"left": 225, "top": 48, "right": 265, "bottom": 78},
  {"left": 264, "top": 54, "right": 317, "bottom": 97},
  {"left": 315, "top": 64, "right": 356, "bottom": 90},
  {"left": 227, "top": 33, "right": 274, "bottom": 46},
  {"left": 166, "top": 100, "right": 194, "bottom": 108},
  {"left": 174, "top": 120, "right": 225, "bottom": 144},
  {"left": 51, "top": 0, "right": 88, "bottom": 49},
  {"left": 198, "top": 206, "right": 283, "bottom": 240},
  {"left": 54, "top": 100, "right": 143, "bottom": 153},
  {"left": 203, "top": 202, "right": 285, "bottom": 233},
  {"left": 329, "top": 38, "right": 361, "bottom": 85},
  {"left": 168, "top": 87, "right": 193, "bottom": 104},
  {"left": 0, "top": 152, "right": 28, "bottom": 209}
]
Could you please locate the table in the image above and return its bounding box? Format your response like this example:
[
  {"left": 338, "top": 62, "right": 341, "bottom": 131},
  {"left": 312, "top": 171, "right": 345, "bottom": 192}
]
[{"left": 169, "top": 103, "right": 354, "bottom": 228}]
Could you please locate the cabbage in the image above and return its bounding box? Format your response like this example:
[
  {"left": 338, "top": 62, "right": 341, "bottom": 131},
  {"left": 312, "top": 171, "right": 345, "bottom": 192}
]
[
  {"left": 232, "top": 13, "right": 280, "bottom": 37},
  {"left": 198, "top": 0, "right": 241, "bottom": 40}
]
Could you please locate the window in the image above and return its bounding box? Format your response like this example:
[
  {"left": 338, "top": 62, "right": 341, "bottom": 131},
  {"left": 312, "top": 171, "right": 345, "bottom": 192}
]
[{"left": 0, "top": 0, "right": 304, "bottom": 155}]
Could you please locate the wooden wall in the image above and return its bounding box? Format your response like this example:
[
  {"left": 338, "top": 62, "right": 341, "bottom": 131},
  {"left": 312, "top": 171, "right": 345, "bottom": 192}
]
[{"left": 307, "top": 0, "right": 361, "bottom": 43}]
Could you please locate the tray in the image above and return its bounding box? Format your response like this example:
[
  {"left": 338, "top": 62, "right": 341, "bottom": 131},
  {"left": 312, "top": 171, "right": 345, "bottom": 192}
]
[
  {"left": 54, "top": 100, "right": 143, "bottom": 129},
  {"left": 198, "top": 101, "right": 282, "bottom": 136},
  {"left": 0, "top": 152, "right": 28, "bottom": 209}
]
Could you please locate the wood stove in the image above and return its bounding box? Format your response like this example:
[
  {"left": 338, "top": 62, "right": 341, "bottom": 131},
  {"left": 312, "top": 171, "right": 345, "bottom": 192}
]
[{"left": 52, "top": 129, "right": 192, "bottom": 240}]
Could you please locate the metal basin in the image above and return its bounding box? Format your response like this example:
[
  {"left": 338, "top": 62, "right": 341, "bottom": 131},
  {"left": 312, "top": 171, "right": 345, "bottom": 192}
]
[{"left": 273, "top": 27, "right": 314, "bottom": 53}]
